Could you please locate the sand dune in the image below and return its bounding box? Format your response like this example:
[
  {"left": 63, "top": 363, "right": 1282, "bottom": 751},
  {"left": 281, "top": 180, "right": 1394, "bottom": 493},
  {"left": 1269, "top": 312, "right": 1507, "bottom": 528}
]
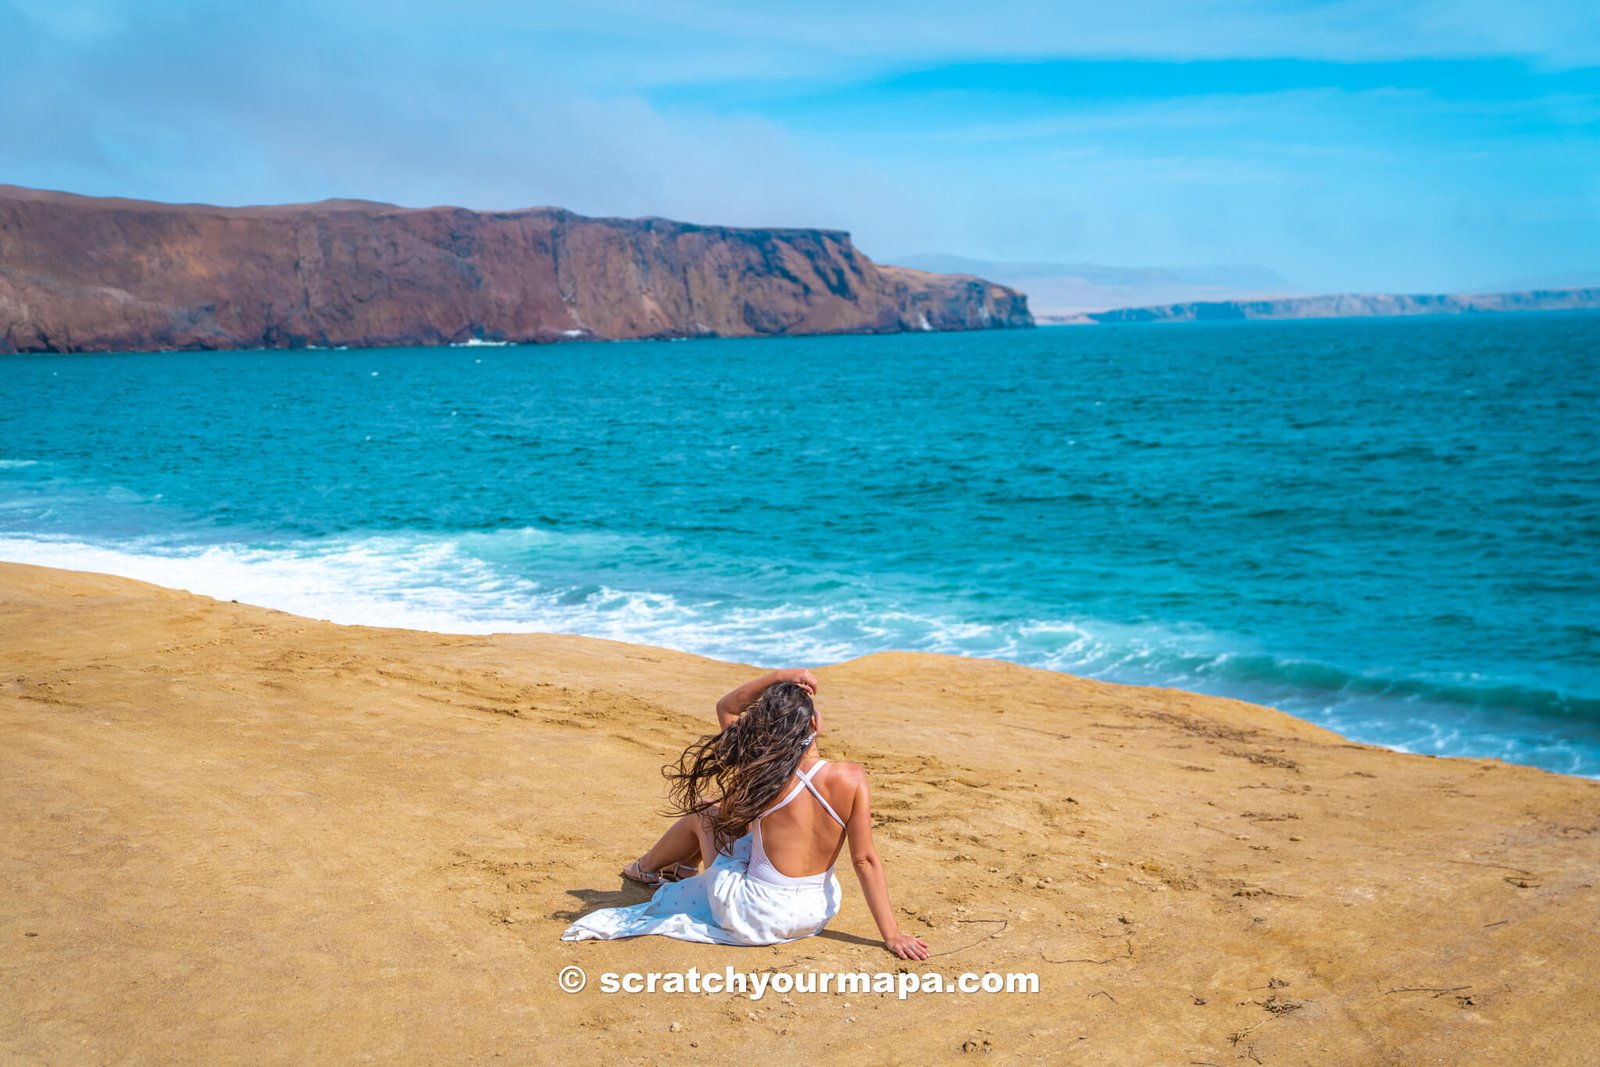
[{"left": 2, "top": 562, "right": 1596, "bottom": 1064}]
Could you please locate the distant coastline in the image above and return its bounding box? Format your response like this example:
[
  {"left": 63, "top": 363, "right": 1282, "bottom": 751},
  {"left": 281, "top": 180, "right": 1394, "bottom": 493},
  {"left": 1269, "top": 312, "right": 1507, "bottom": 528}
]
[{"left": 1041, "top": 287, "right": 1600, "bottom": 324}]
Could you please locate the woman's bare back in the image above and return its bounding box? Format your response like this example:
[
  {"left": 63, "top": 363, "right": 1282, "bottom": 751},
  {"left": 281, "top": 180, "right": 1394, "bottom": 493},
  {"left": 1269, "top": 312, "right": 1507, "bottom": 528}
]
[{"left": 755, "top": 760, "right": 861, "bottom": 877}]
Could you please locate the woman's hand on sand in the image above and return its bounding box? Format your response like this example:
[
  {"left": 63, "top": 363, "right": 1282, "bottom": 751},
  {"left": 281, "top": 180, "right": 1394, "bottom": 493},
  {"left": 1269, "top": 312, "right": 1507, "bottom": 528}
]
[
  {"left": 779, "top": 667, "right": 819, "bottom": 695},
  {"left": 885, "top": 932, "right": 929, "bottom": 960}
]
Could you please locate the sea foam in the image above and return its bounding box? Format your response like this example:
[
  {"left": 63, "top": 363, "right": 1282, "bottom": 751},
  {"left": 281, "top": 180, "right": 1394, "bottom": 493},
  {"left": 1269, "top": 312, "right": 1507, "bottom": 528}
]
[{"left": 3, "top": 527, "right": 1594, "bottom": 777}]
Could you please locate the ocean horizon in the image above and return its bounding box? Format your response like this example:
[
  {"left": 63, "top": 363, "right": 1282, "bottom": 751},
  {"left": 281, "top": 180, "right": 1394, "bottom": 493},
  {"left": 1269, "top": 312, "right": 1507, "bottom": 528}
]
[{"left": 4, "top": 314, "right": 1596, "bottom": 776}]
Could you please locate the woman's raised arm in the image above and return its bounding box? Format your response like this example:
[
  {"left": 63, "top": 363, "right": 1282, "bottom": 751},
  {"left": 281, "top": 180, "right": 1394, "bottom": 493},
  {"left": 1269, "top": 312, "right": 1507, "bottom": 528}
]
[
  {"left": 842, "top": 766, "right": 930, "bottom": 960},
  {"left": 715, "top": 667, "right": 818, "bottom": 729}
]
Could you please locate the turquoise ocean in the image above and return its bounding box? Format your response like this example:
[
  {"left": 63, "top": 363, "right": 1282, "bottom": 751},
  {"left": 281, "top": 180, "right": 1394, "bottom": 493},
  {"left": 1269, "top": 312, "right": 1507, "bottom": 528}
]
[{"left": 3, "top": 315, "right": 1596, "bottom": 775}]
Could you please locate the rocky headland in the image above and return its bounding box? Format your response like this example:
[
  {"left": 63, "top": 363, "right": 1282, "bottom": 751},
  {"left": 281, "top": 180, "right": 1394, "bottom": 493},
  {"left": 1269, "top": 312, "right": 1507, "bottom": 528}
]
[{"left": 0, "top": 186, "right": 1031, "bottom": 352}]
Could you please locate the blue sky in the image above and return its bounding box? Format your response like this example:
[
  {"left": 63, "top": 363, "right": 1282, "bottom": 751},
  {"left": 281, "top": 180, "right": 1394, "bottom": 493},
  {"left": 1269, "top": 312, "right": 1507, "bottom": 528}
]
[{"left": 3, "top": 0, "right": 1597, "bottom": 291}]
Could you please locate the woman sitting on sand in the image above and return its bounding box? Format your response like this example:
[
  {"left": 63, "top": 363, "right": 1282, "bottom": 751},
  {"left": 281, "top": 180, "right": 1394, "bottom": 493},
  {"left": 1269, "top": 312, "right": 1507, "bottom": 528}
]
[{"left": 562, "top": 667, "right": 930, "bottom": 960}]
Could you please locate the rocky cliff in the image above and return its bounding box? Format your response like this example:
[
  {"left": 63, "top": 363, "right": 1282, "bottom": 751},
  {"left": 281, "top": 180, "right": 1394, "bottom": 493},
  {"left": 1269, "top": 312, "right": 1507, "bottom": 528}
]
[
  {"left": 0, "top": 186, "right": 1031, "bottom": 353},
  {"left": 1083, "top": 287, "right": 1600, "bottom": 323}
]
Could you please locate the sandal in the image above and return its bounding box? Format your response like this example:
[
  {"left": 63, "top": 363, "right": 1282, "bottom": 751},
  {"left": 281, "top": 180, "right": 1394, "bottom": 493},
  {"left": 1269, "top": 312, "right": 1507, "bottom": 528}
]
[
  {"left": 621, "top": 859, "right": 669, "bottom": 886},
  {"left": 621, "top": 859, "right": 700, "bottom": 886}
]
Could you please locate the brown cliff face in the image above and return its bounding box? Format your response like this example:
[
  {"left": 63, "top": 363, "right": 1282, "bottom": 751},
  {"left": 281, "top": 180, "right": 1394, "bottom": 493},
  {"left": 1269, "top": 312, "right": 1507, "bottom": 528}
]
[{"left": 0, "top": 186, "right": 1031, "bottom": 352}]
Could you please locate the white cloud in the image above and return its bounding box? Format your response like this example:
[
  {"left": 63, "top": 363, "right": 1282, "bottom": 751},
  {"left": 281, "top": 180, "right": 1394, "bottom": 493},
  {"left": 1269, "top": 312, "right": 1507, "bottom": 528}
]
[
  {"left": 506, "top": 0, "right": 1600, "bottom": 79},
  {"left": 2, "top": 0, "right": 1594, "bottom": 291},
  {"left": 0, "top": 1, "right": 927, "bottom": 241}
]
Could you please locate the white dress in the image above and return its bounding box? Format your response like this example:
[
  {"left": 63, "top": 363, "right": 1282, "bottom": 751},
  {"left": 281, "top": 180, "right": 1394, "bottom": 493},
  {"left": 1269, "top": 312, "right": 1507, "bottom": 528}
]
[{"left": 562, "top": 761, "right": 846, "bottom": 946}]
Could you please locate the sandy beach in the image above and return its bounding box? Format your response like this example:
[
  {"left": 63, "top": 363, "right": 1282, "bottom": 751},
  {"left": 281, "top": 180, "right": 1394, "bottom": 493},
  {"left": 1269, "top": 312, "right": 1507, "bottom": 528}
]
[{"left": 2, "top": 560, "right": 1597, "bottom": 1064}]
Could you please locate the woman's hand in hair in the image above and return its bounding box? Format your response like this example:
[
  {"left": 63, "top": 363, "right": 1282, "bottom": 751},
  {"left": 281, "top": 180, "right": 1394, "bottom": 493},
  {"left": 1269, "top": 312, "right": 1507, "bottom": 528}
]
[
  {"left": 777, "top": 667, "right": 819, "bottom": 695},
  {"left": 885, "top": 931, "right": 930, "bottom": 961},
  {"left": 717, "top": 667, "right": 819, "bottom": 729}
]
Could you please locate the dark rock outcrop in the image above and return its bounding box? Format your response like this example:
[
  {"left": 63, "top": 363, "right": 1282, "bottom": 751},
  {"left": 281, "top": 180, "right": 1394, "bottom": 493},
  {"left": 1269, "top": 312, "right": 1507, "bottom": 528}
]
[{"left": 0, "top": 186, "right": 1031, "bottom": 353}]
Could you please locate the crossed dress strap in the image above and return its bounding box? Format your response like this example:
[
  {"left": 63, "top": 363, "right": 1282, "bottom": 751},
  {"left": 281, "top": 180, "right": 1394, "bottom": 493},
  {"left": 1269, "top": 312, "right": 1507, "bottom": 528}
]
[{"left": 759, "top": 760, "right": 847, "bottom": 828}]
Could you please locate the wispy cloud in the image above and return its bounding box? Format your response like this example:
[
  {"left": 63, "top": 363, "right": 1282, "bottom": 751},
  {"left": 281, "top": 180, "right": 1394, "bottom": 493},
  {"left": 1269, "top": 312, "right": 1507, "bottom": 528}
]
[
  {"left": 515, "top": 0, "right": 1600, "bottom": 78},
  {"left": 0, "top": 1, "right": 921, "bottom": 233},
  {"left": 1, "top": 1, "right": 1596, "bottom": 291}
]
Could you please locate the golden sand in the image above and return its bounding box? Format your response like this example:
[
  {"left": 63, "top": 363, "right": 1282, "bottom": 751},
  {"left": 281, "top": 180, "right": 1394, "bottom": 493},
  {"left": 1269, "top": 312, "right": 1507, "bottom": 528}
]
[{"left": 2, "top": 562, "right": 1596, "bottom": 1064}]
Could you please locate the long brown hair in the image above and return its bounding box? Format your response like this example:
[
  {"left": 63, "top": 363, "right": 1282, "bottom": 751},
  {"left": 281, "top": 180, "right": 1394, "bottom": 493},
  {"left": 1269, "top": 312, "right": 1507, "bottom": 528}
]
[{"left": 665, "top": 682, "right": 816, "bottom": 854}]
